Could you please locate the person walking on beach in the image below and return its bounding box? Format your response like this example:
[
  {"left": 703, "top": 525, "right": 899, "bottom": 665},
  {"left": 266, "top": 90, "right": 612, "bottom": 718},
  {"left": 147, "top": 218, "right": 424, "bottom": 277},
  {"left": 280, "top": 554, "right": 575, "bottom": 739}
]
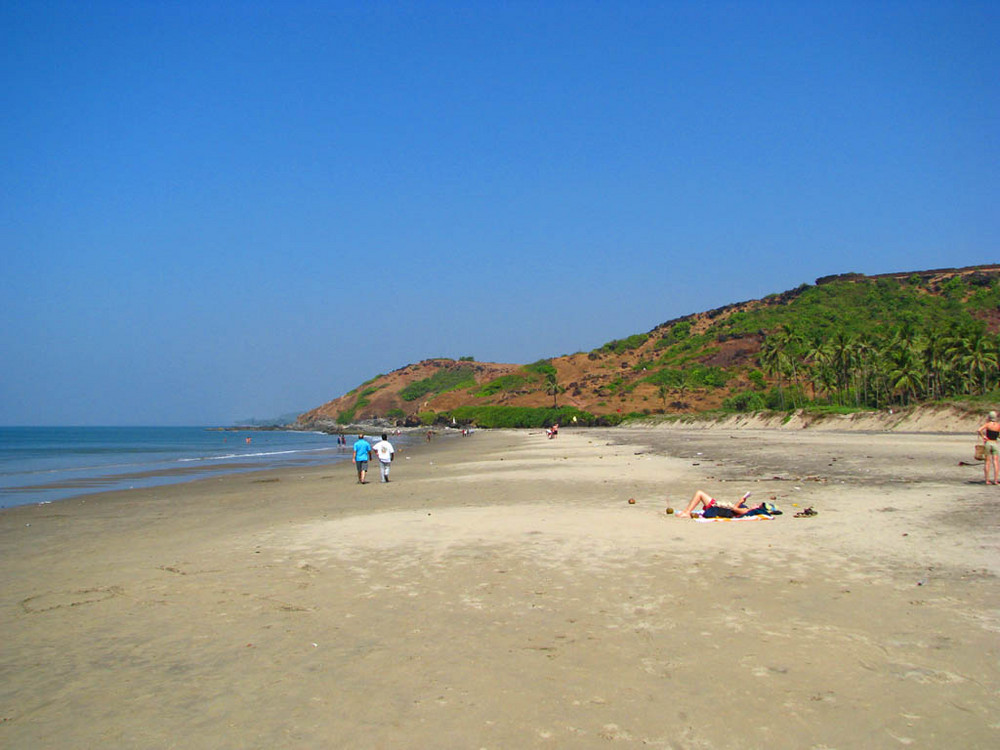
[
  {"left": 978, "top": 411, "right": 1000, "bottom": 485},
  {"left": 372, "top": 433, "right": 395, "bottom": 483},
  {"left": 353, "top": 434, "right": 372, "bottom": 484}
]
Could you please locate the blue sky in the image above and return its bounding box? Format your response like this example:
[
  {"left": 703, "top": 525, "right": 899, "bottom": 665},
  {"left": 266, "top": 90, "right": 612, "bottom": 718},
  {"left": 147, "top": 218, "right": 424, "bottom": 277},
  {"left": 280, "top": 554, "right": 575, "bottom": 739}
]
[{"left": 2, "top": 1, "right": 997, "bottom": 425}]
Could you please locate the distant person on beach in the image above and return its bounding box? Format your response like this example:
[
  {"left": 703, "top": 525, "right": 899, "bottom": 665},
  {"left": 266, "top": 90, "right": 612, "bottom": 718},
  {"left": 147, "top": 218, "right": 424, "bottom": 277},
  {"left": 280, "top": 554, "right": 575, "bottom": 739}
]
[
  {"left": 546, "top": 423, "right": 559, "bottom": 439},
  {"left": 675, "top": 490, "right": 762, "bottom": 519},
  {"left": 353, "top": 434, "right": 372, "bottom": 484},
  {"left": 978, "top": 411, "right": 1000, "bottom": 485},
  {"left": 372, "top": 433, "right": 395, "bottom": 483}
]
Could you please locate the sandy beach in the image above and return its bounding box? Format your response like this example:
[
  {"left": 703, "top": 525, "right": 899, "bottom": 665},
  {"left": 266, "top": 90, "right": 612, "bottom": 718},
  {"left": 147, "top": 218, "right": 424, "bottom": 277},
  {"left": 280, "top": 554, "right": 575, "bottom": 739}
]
[{"left": 2, "top": 426, "right": 997, "bottom": 748}]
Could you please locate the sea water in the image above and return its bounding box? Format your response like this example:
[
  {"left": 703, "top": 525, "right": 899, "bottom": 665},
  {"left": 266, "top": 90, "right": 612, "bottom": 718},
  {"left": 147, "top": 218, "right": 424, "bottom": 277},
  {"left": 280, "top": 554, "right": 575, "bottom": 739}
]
[{"left": 0, "top": 426, "right": 390, "bottom": 509}]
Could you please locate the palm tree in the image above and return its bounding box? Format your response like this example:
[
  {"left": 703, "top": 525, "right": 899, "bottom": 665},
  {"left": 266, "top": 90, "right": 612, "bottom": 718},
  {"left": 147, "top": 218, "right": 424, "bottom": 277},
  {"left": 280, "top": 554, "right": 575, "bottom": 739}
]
[
  {"left": 759, "top": 336, "right": 786, "bottom": 408},
  {"left": 889, "top": 347, "right": 925, "bottom": 405},
  {"left": 922, "top": 327, "right": 952, "bottom": 401},
  {"left": 943, "top": 330, "right": 971, "bottom": 397},
  {"left": 887, "top": 327, "right": 926, "bottom": 406},
  {"left": 676, "top": 380, "right": 689, "bottom": 407},
  {"left": 828, "top": 331, "right": 855, "bottom": 405},
  {"left": 544, "top": 371, "right": 564, "bottom": 408},
  {"left": 775, "top": 324, "right": 803, "bottom": 407},
  {"left": 803, "top": 336, "right": 835, "bottom": 404},
  {"left": 853, "top": 333, "right": 883, "bottom": 408},
  {"left": 657, "top": 383, "right": 669, "bottom": 409},
  {"left": 961, "top": 332, "right": 999, "bottom": 394},
  {"left": 869, "top": 343, "right": 893, "bottom": 409}
]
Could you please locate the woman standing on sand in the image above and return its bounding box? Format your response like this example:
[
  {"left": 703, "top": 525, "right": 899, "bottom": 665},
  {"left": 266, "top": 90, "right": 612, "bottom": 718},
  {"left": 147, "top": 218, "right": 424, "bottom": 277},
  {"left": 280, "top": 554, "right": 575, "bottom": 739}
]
[{"left": 977, "top": 411, "right": 1000, "bottom": 485}]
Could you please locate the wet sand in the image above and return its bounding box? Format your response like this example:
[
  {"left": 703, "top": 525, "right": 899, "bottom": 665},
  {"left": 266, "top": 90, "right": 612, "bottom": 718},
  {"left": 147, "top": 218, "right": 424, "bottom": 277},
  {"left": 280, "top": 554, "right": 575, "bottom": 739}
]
[{"left": 1, "top": 427, "right": 997, "bottom": 748}]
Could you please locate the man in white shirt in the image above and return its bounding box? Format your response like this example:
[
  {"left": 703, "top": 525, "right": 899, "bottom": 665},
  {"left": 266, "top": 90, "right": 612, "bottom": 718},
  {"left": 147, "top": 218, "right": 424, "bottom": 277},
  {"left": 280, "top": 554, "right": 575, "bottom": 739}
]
[{"left": 372, "top": 433, "right": 395, "bottom": 483}]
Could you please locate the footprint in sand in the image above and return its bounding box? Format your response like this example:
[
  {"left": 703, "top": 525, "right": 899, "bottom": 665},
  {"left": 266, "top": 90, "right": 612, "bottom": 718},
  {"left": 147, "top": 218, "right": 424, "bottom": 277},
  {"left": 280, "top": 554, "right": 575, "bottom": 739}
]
[{"left": 21, "top": 586, "right": 124, "bottom": 613}]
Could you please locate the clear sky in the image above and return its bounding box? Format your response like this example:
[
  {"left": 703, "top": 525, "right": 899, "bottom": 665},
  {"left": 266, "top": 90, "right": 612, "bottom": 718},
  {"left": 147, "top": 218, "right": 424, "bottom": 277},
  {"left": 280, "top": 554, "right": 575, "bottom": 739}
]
[{"left": 2, "top": 1, "right": 997, "bottom": 426}]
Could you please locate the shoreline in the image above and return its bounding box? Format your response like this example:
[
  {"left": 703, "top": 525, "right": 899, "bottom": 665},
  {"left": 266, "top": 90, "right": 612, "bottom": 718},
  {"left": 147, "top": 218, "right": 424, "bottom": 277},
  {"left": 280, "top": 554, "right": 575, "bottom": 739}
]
[
  {"left": 0, "top": 427, "right": 464, "bottom": 518},
  {"left": 3, "top": 401, "right": 988, "bottom": 514},
  {"left": 2, "top": 426, "right": 997, "bottom": 747},
  {"left": 0, "top": 426, "right": 433, "bottom": 511}
]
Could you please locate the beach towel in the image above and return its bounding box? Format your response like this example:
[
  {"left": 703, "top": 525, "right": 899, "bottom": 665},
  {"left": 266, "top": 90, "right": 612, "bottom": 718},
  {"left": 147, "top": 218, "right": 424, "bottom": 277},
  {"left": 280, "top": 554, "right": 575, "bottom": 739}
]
[{"left": 694, "top": 514, "right": 775, "bottom": 523}]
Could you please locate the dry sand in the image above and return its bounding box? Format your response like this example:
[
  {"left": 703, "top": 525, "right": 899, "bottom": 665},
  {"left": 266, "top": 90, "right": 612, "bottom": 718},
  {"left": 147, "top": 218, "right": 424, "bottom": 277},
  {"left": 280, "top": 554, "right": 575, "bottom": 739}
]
[{"left": 1, "top": 427, "right": 998, "bottom": 748}]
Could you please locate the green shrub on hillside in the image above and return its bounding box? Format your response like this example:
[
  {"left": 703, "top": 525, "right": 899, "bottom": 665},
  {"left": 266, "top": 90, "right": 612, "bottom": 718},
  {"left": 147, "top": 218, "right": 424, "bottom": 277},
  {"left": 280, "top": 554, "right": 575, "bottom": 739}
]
[
  {"left": 475, "top": 360, "right": 557, "bottom": 397},
  {"left": 353, "top": 375, "right": 383, "bottom": 393},
  {"left": 690, "top": 365, "right": 729, "bottom": 388},
  {"left": 598, "top": 333, "right": 649, "bottom": 355},
  {"left": 400, "top": 366, "right": 477, "bottom": 402},
  {"left": 656, "top": 333, "right": 714, "bottom": 364},
  {"left": 475, "top": 373, "right": 531, "bottom": 397},
  {"left": 645, "top": 368, "right": 684, "bottom": 388},
  {"left": 524, "top": 359, "right": 557, "bottom": 376},
  {"left": 604, "top": 377, "right": 627, "bottom": 394},
  {"left": 722, "top": 390, "right": 767, "bottom": 412},
  {"left": 940, "top": 276, "right": 967, "bottom": 300},
  {"left": 656, "top": 320, "right": 691, "bottom": 348},
  {"left": 713, "top": 278, "right": 979, "bottom": 341},
  {"left": 644, "top": 364, "right": 728, "bottom": 389},
  {"left": 968, "top": 279, "right": 1000, "bottom": 310}
]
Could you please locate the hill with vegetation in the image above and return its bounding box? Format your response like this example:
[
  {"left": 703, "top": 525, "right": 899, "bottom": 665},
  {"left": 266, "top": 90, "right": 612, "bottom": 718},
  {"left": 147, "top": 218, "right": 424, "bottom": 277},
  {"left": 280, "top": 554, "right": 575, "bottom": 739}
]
[{"left": 297, "top": 264, "right": 1000, "bottom": 430}]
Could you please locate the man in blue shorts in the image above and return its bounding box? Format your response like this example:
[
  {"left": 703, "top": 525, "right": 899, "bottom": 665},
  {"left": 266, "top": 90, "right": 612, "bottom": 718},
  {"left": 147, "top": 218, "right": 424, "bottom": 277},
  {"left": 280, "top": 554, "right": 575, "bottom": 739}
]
[{"left": 353, "top": 433, "right": 372, "bottom": 484}]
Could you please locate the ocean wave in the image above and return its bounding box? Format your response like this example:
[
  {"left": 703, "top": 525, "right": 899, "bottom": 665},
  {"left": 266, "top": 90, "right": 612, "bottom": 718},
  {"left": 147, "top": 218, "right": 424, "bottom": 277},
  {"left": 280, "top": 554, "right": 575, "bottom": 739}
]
[{"left": 177, "top": 447, "right": 336, "bottom": 462}]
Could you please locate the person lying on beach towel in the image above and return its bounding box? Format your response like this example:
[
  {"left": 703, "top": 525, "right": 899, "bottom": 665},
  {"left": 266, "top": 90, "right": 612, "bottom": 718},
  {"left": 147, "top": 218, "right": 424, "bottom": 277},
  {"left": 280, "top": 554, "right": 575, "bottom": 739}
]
[{"left": 675, "top": 490, "right": 776, "bottom": 519}]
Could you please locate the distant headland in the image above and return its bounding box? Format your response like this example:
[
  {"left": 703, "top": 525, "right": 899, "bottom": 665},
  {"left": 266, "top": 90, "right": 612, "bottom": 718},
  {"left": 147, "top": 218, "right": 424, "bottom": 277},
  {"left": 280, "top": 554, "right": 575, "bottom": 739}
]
[{"left": 295, "top": 265, "right": 999, "bottom": 431}]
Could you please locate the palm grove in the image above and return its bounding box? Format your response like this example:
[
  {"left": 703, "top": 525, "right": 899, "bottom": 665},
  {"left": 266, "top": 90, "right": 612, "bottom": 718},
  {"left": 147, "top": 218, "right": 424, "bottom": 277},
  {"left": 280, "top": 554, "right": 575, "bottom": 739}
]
[{"left": 723, "top": 273, "right": 999, "bottom": 412}]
